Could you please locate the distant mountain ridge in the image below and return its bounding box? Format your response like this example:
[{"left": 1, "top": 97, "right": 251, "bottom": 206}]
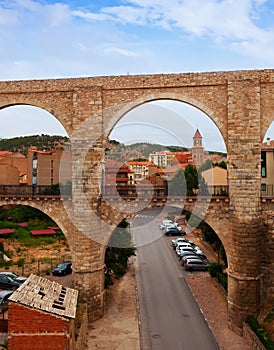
[
  {"left": 105, "top": 140, "right": 189, "bottom": 161},
  {"left": 0, "top": 135, "right": 70, "bottom": 155},
  {"left": 106, "top": 140, "right": 226, "bottom": 161},
  {"left": 0, "top": 135, "right": 226, "bottom": 160}
]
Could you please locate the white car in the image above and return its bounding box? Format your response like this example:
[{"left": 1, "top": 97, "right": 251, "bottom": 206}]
[
  {"left": 160, "top": 220, "right": 173, "bottom": 229},
  {"left": 193, "top": 247, "right": 204, "bottom": 255},
  {"left": 164, "top": 223, "right": 182, "bottom": 231},
  {"left": 176, "top": 246, "right": 196, "bottom": 256},
  {"left": 176, "top": 243, "right": 194, "bottom": 254}
]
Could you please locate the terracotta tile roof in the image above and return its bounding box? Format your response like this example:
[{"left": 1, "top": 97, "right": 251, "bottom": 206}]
[
  {"left": 9, "top": 274, "right": 78, "bottom": 319},
  {"left": 47, "top": 226, "right": 59, "bottom": 230},
  {"left": 18, "top": 222, "right": 28, "bottom": 227},
  {"left": 30, "top": 229, "right": 56, "bottom": 236},
  {"left": 127, "top": 161, "right": 155, "bottom": 166},
  {"left": 0, "top": 151, "right": 13, "bottom": 156},
  {"left": 0, "top": 228, "right": 15, "bottom": 235}
]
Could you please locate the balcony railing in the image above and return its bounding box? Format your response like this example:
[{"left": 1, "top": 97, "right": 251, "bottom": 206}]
[
  {"left": 103, "top": 185, "right": 229, "bottom": 198},
  {"left": 0, "top": 184, "right": 273, "bottom": 199},
  {"left": 261, "top": 184, "right": 274, "bottom": 197},
  {"left": 0, "top": 185, "right": 72, "bottom": 197}
]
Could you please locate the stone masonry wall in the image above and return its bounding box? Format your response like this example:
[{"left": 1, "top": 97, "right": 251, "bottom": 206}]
[{"left": 0, "top": 69, "right": 274, "bottom": 331}]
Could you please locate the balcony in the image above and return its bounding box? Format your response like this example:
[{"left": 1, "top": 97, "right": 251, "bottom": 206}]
[{"left": 0, "top": 185, "right": 72, "bottom": 198}]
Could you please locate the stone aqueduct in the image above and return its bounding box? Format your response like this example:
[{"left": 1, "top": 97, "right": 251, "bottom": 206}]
[{"left": 0, "top": 69, "right": 273, "bottom": 334}]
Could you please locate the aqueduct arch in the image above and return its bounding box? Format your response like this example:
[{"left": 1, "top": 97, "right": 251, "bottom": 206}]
[
  {"left": 104, "top": 92, "right": 228, "bottom": 147},
  {"left": 0, "top": 199, "right": 74, "bottom": 254},
  {"left": 0, "top": 69, "right": 273, "bottom": 333}
]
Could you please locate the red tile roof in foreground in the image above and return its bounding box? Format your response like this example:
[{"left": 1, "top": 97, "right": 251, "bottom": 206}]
[
  {"left": 30, "top": 229, "right": 56, "bottom": 236},
  {"left": 18, "top": 222, "right": 28, "bottom": 227},
  {"left": 0, "top": 228, "right": 15, "bottom": 235}
]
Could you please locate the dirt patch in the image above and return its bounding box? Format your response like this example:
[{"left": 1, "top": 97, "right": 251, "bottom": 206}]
[
  {"left": 1, "top": 238, "right": 71, "bottom": 276},
  {"left": 87, "top": 257, "right": 140, "bottom": 350}
]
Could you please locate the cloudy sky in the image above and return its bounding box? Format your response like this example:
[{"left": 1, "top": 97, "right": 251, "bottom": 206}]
[{"left": 1, "top": 0, "right": 274, "bottom": 151}]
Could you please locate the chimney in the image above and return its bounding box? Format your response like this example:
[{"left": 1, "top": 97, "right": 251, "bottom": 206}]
[{"left": 267, "top": 137, "right": 271, "bottom": 146}]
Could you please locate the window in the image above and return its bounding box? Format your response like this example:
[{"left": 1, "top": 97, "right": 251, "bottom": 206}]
[{"left": 261, "top": 151, "right": 266, "bottom": 178}]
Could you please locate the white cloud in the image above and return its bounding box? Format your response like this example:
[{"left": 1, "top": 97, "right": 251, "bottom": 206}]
[
  {"left": 104, "top": 47, "right": 136, "bottom": 57},
  {"left": 0, "top": 0, "right": 274, "bottom": 80}
]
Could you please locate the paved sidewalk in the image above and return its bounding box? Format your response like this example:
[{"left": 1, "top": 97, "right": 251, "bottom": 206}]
[
  {"left": 186, "top": 230, "right": 252, "bottom": 350},
  {"left": 187, "top": 273, "right": 252, "bottom": 350}
]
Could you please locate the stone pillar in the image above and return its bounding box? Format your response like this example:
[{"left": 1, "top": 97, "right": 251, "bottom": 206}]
[
  {"left": 72, "top": 235, "right": 105, "bottom": 322},
  {"left": 70, "top": 86, "right": 107, "bottom": 321},
  {"left": 226, "top": 78, "right": 263, "bottom": 334}
]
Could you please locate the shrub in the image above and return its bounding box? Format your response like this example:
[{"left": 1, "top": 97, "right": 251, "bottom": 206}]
[
  {"left": 208, "top": 262, "right": 223, "bottom": 277},
  {"left": 4, "top": 250, "right": 13, "bottom": 258},
  {"left": 0, "top": 260, "right": 13, "bottom": 268},
  {"left": 104, "top": 223, "right": 136, "bottom": 288},
  {"left": 208, "top": 262, "right": 227, "bottom": 291},
  {"left": 17, "top": 258, "right": 25, "bottom": 267},
  {"left": 216, "top": 271, "right": 228, "bottom": 291},
  {"left": 246, "top": 315, "right": 274, "bottom": 349}
]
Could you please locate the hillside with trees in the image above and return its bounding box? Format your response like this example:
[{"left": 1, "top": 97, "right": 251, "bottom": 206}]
[
  {"left": 0, "top": 134, "right": 70, "bottom": 155},
  {"left": 0, "top": 135, "right": 226, "bottom": 161},
  {"left": 106, "top": 139, "right": 189, "bottom": 160}
]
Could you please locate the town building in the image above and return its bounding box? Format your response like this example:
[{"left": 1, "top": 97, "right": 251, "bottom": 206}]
[
  {"left": 103, "top": 159, "right": 135, "bottom": 197},
  {"left": 201, "top": 166, "right": 228, "bottom": 194},
  {"left": 149, "top": 151, "right": 175, "bottom": 167},
  {"left": 0, "top": 151, "right": 28, "bottom": 184},
  {"left": 261, "top": 138, "right": 274, "bottom": 195},
  {"left": 149, "top": 129, "right": 207, "bottom": 169},
  {"left": 0, "top": 164, "right": 20, "bottom": 185},
  {"left": 126, "top": 160, "right": 158, "bottom": 182},
  {"left": 8, "top": 274, "right": 78, "bottom": 350},
  {"left": 27, "top": 148, "right": 72, "bottom": 186}
]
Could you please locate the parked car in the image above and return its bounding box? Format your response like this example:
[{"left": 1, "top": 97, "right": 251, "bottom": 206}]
[
  {"left": 172, "top": 238, "right": 194, "bottom": 249},
  {"left": 171, "top": 237, "right": 187, "bottom": 247},
  {"left": 193, "top": 247, "right": 204, "bottom": 255},
  {"left": 160, "top": 220, "right": 174, "bottom": 229},
  {"left": 176, "top": 246, "right": 195, "bottom": 256},
  {"left": 178, "top": 250, "right": 197, "bottom": 260},
  {"left": 0, "top": 272, "right": 28, "bottom": 284},
  {"left": 184, "top": 259, "right": 209, "bottom": 271},
  {"left": 164, "top": 223, "right": 182, "bottom": 231},
  {"left": 0, "top": 275, "right": 20, "bottom": 290},
  {"left": 181, "top": 255, "right": 202, "bottom": 266},
  {"left": 52, "top": 261, "right": 72, "bottom": 276},
  {"left": 182, "top": 254, "right": 209, "bottom": 265},
  {"left": 0, "top": 290, "right": 13, "bottom": 313},
  {"left": 175, "top": 243, "right": 194, "bottom": 254},
  {"left": 165, "top": 227, "right": 186, "bottom": 236}
]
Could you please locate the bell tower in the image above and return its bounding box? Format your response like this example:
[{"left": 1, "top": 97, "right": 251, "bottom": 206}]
[{"left": 192, "top": 129, "right": 204, "bottom": 167}]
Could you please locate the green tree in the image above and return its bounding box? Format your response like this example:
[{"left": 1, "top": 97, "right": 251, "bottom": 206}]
[
  {"left": 104, "top": 220, "right": 136, "bottom": 288},
  {"left": 184, "top": 164, "right": 198, "bottom": 195},
  {"left": 198, "top": 158, "right": 212, "bottom": 172},
  {"left": 198, "top": 173, "right": 209, "bottom": 196},
  {"left": 168, "top": 168, "right": 186, "bottom": 196},
  {"left": 215, "top": 161, "right": 227, "bottom": 169}
]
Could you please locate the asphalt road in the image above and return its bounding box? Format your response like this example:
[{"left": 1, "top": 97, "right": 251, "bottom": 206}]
[{"left": 129, "top": 208, "right": 220, "bottom": 350}]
